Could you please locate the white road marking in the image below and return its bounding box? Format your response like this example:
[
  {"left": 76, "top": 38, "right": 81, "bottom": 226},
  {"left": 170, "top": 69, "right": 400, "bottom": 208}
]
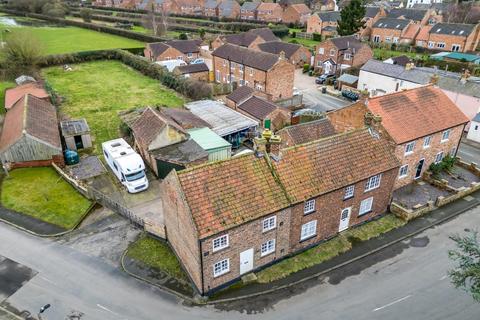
[
  {"left": 373, "top": 295, "right": 412, "bottom": 312},
  {"left": 39, "top": 276, "right": 57, "bottom": 286},
  {"left": 96, "top": 304, "right": 119, "bottom": 316}
]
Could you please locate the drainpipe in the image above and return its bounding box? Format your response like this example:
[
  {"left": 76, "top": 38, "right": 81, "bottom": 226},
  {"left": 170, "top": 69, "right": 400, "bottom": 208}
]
[{"left": 199, "top": 239, "right": 205, "bottom": 296}]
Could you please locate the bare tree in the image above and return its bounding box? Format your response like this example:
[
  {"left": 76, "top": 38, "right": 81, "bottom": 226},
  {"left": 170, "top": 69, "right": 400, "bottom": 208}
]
[
  {"left": 142, "top": 3, "right": 168, "bottom": 37},
  {"left": 1, "top": 31, "right": 44, "bottom": 79},
  {"left": 443, "top": 1, "right": 480, "bottom": 24}
]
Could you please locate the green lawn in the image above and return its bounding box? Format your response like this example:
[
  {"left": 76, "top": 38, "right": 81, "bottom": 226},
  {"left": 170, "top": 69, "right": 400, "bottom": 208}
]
[
  {"left": 283, "top": 36, "right": 319, "bottom": 49},
  {"left": 373, "top": 48, "right": 429, "bottom": 61},
  {"left": 0, "top": 81, "right": 15, "bottom": 114},
  {"left": 127, "top": 235, "right": 188, "bottom": 281},
  {"left": 42, "top": 60, "right": 184, "bottom": 153},
  {"left": 256, "top": 215, "right": 406, "bottom": 283},
  {"left": 1, "top": 24, "right": 144, "bottom": 55},
  {"left": 1, "top": 167, "right": 92, "bottom": 229}
]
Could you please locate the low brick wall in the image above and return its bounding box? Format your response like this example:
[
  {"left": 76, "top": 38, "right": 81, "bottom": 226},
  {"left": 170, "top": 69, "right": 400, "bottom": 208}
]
[
  {"left": 391, "top": 201, "right": 435, "bottom": 221},
  {"left": 9, "top": 155, "right": 65, "bottom": 170},
  {"left": 436, "top": 182, "right": 480, "bottom": 207}
]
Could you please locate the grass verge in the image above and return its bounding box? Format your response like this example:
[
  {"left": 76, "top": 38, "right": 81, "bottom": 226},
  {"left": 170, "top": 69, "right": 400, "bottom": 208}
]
[
  {"left": 42, "top": 60, "right": 184, "bottom": 153},
  {"left": 256, "top": 214, "right": 406, "bottom": 283},
  {"left": 0, "top": 81, "right": 15, "bottom": 114},
  {"left": 0, "top": 167, "right": 92, "bottom": 229},
  {"left": 127, "top": 234, "right": 189, "bottom": 282}
]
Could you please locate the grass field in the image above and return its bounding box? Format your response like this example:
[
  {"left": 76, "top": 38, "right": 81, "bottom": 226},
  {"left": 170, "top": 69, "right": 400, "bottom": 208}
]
[
  {"left": 283, "top": 35, "right": 320, "bottom": 49},
  {"left": 42, "top": 60, "right": 184, "bottom": 153},
  {"left": 1, "top": 167, "right": 92, "bottom": 229},
  {"left": 0, "top": 81, "right": 15, "bottom": 114},
  {"left": 127, "top": 235, "right": 188, "bottom": 281}
]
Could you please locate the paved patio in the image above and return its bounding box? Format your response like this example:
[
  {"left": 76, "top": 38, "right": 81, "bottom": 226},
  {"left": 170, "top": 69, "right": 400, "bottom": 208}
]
[
  {"left": 438, "top": 165, "right": 480, "bottom": 189},
  {"left": 393, "top": 181, "right": 452, "bottom": 209},
  {"left": 68, "top": 156, "right": 106, "bottom": 180}
]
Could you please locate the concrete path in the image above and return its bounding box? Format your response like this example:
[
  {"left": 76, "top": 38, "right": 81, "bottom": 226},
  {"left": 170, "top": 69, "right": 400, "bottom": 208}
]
[{"left": 0, "top": 206, "right": 65, "bottom": 235}]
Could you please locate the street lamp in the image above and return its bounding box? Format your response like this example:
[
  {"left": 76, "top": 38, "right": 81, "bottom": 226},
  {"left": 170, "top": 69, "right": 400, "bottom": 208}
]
[{"left": 37, "top": 304, "right": 51, "bottom": 320}]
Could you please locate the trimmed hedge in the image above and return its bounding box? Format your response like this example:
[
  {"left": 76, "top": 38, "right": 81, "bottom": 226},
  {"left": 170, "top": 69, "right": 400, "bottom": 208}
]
[{"left": 40, "top": 49, "right": 212, "bottom": 100}]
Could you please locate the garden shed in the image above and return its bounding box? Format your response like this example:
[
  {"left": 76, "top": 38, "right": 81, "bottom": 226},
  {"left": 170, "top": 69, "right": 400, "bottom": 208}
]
[
  {"left": 187, "top": 127, "right": 232, "bottom": 161},
  {"left": 60, "top": 119, "right": 92, "bottom": 151}
]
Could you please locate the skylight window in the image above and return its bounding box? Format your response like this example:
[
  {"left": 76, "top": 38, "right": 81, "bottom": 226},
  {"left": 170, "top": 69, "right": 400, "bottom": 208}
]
[
  {"left": 396, "top": 24, "right": 400, "bottom": 28},
  {"left": 436, "top": 28, "right": 441, "bottom": 32},
  {"left": 459, "top": 30, "right": 464, "bottom": 35}
]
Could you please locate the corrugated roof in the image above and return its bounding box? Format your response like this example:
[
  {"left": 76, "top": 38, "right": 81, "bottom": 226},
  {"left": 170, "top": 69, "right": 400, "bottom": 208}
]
[
  {"left": 185, "top": 100, "right": 258, "bottom": 137},
  {"left": 366, "top": 86, "right": 469, "bottom": 144},
  {"left": 187, "top": 127, "right": 231, "bottom": 151}
]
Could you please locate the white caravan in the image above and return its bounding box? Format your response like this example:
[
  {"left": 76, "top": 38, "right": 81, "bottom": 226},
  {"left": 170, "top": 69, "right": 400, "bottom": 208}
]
[{"left": 102, "top": 138, "right": 149, "bottom": 193}]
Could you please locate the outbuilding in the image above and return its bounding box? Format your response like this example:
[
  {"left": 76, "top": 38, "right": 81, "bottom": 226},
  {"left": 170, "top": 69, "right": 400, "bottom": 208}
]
[
  {"left": 187, "top": 127, "right": 232, "bottom": 161},
  {"left": 60, "top": 119, "right": 92, "bottom": 151}
]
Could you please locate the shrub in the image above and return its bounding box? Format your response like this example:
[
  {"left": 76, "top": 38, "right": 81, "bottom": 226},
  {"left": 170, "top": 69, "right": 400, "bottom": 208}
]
[
  {"left": 312, "top": 33, "right": 322, "bottom": 41},
  {"left": 270, "top": 25, "right": 289, "bottom": 38},
  {"left": 429, "top": 154, "right": 457, "bottom": 177},
  {"left": 291, "top": 31, "right": 297, "bottom": 38},
  {"left": 303, "top": 63, "right": 310, "bottom": 73},
  {"left": 80, "top": 8, "right": 93, "bottom": 22},
  {"left": 178, "top": 33, "right": 188, "bottom": 40},
  {"left": 289, "top": 39, "right": 299, "bottom": 44}
]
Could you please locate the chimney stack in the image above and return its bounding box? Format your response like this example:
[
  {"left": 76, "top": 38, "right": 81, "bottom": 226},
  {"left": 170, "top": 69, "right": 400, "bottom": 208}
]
[
  {"left": 405, "top": 62, "right": 415, "bottom": 71},
  {"left": 279, "top": 51, "right": 286, "bottom": 61}
]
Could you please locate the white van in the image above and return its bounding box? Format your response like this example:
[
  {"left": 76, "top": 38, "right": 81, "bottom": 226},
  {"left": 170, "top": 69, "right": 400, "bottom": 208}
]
[
  {"left": 155, "top": 59, "right": 187, "bottom": 72},
  {"left": 102, "top": 138, "right": 149, "bottom": 193}
]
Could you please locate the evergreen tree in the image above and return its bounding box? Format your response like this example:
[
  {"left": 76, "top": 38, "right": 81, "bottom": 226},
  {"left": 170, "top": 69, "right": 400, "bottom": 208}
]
[
  {"left": 448, "top": 230, "right": 480, "bottom": 302},
  {"left": 336, "top": 0, "right": 366, "bottom": 36}
]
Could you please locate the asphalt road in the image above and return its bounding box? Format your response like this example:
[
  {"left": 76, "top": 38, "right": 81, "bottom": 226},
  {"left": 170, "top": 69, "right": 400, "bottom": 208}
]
[
  {"left": 458, "top": 142, "right": 480, "bottom": 164},
  {"left": 1, "top": 205, "right": 480, "bottom": 319}
]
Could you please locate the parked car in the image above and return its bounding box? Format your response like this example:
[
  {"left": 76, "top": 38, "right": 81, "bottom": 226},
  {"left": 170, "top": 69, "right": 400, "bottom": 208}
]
[
  {"left": 341, "top": 90, "right": 360, "bottom": 101},
  {"left": 315, "top": 74, "right": 335, "bottom": 84},
  {"left": 191, "top": 58, "right": 205, "bottom": 64}
]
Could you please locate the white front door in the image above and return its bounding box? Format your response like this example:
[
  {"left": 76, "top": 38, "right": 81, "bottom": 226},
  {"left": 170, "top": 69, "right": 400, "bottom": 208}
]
[
  {"left": 239, "top": 248, "right": 254, "bottom": 274},
  {"left": 339, "top": 207, "right": 351, "bottom": 232}
]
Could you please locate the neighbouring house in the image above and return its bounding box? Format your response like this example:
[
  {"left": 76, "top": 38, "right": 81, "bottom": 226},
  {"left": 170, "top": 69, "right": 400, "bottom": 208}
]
[
  {"left": 240, "top": 1, "right": 260, "bottom": 20},
  {"left": 358, "top": 6, "right": 386, "bottom": 40},
  {"left": 162, "top": 126, "right": 400, "bottom": 295},
  {"left": 306, "top": 11, "right": 340, "bottom": 37},
  {"left": 312, "top": 0, "right": 337, "bottom": 12},
  {"left": 257, "top": 41, "right": 312, "bottom": 67},
  {"left": 170, "top": 0, "right": 204, "bottom": 15},
  {"left": 123, "top": 107, "right": 208, "bottom": 178},
  {"left": 256, "top": 3, "right": 283, "bottom": 23},
  {"left": 416, "top": 23, "right": 480, "bottom": 53},
  {"left": 211, "top": 28, "right": 279, "bottom": 50},
  {"left": 225, "top": 86, "right": 256, "bottom": 109},
  {"left": 187, "top": 127, "right": 232, "bottom": 161},
  {"left": 144, "top": 40, "right": 201, "bottom": 62},
  {"left": 357, "top": 59, "right": 480, "bottom": 125},
  {"left": 314, "top": 35, "right": 373, "bottom": 74},
  {"left": 203, "top": 0, "right": 219, "bottom": 16},
  {"left": 234, "top": 96, "right": 290, "bottom": 130},
  {"left": 406, "top": 0, "right": 442, "bottom": 9},
  {"left": 386, "top": 8, "right": 430, "bottom": 25},
  {"left": 5, "top": 82, "right": 49, "bottom": 111},
  {"left": 212, "top": 43, "right": 295, "bottom": 100},
  {"left": 138, "top": 0, "right": 172, "bottom": 12},
  {"left": 277, "top": 117, "right": 336, "bottom": 148},
  {"left": 0, "top": 94, "right": 63, "bottom": 168},
  {"left": 173, "top": 63, "right": 209, "bottom": 81},
  {"left": 282, "top": 4, "right": 312, "bottom": 25},
  {"left": 217, "top": 0, "right": 241, "bottom": 18},
  {"left": 370, "top": 18, "right": 414, "bottom": 45},
  {"left": 60, "top": 119, "right": 93, "bottom": 151},
  {"left": 466, "top": 112, "right": 480, "bottom": 144},
  {"left": 330, "top": 85, "right": 469, "bottom": 189},
  {"left": 185, "top": 100, "right": 258, "bottom": 147}
]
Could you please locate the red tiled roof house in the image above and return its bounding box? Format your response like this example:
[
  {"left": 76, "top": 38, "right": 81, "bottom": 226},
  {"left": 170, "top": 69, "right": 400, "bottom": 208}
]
[{"left": 282, "top": 4, "right": 312, "bottom": 25}]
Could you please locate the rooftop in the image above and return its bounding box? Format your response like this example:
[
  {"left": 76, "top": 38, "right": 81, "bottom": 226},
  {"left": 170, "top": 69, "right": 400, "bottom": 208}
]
[
  {"left": 373, "top": 18, "right": 411, "bottom": 30},
  {"left": 366, "top": 86, "right": 470, "bottom": 144},
  {"left": 221, "top": 28, "right": 279, "bottom": 48},
  {"left": 177, "top": 154, "right": 290, "bottom": 239},
  {"left": 241, "top": 1, "right": 260, "bottom": 10},
  {"left": 152, "top": 139, "right": 208, "bottom": 165},
  {"left": 174, "top": 63, "right": 209, "bottom": 74},
  {"left": 317, "top": 11, "right": 341, "bottom": 22},
  {"left": 429, "top": 23, "right": 476, "bottom": 37},
  {"left": 164, "top": 39, "right": 201, "bottom": 54},
  {"left": 60, "top": 119, "right": 90, "bottom": 137},
  {"left": 226, "top": 85, "right": 254, "bottom": 104},
  {"left": 212, "top": 43, "right": 281, "bottom": 71},
  {"left": 5, "top": 82, "right": 49, "bottom": 110},
  {"left": 272, "top": 128, "right": 400, "bottom": 203},
  {"left": 161, "top": 107, "right": 211, "bottom": 130},
  {"left": 237, "top": 96, "right": 278, "bottom": 121},
  {"left": 277, "top": 118, "right": 336, "bottom": 147},
  {"left": 187, "top": 127, "right": 231, "bottom": 151},
  {"left": 257, "top": 41, "right": 302, "bottom": 59},
  {"left": 185, "top": 100, "right": 258, "bottom": 137},
  {"left": 387, "top": 8, "right": 427, "bottom": 21}
]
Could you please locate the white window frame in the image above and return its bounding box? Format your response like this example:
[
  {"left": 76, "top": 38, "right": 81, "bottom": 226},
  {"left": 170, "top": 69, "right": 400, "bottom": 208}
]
[
  {"left": 399, "top": 164, "right": 409, "bottom": 178},
  {"left": 344, "top": 185, "right": 355, "bottom": 199},
  {"left": 212, "top": 234, "right": 229, "bottom": 252},
  {"left": 451, "top": 44, "right": 461, "bottom": 52},
  {"left": 344, "top": 53, "right": 352, "bottom": 60},
  {"left": 261, "top": 239, "right": 275, "bottom": 256},
  {"left": 441, "top": 129, "right": 451, "bottom": 142},
  {"left": 359, "top": 197, "right": 373, "bottom": 216},
  {"left": 213, "top": 259, "right": 229, "bottom": 277},
  {"left": 385, "top": 36, "right": 391, "bottom": 43},
  {"left": 300, "top": 220, "right": 317, "bottom": 241},
  {"left": 435, "top": 151, "right": 444, "bottom": 164},
  {"left": 304, "top": 199, "right": 315, "bottom": 214},
  {"left": 423, "top": 135, "right": 432, "bottom": 148},
  {"left": 436, "top": 42, "right": 445, "bottom": 48},
  {"left": 318, "top": 47, "right": 324, "bottom": 54},
  {"left": 262, "top": 216, "right": 276, "bottom": 232},
  {"left": 365, "top": 174, "right": 382, "bottom": 192},
  {"left": 404, "top": 141, "right": 415, "bottom": 155},
  {"left": 187, "top": 52, "right": 193, "bottom": 58},
  {"left": 428, "top": 41, "right": 435, "bottom": 48},
  {"left": 373, "top": 35, "right": 380, "bottom": 43},
  {"left": 393, "top": 37, "right": 399, "bottom": 43}
]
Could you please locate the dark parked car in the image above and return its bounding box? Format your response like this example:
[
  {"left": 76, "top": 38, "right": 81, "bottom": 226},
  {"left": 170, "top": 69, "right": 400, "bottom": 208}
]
[
  {"left": 342, "top": 90, "right": 360, "bottom": 101},
  {"left": 315, "top": 74, "right": 335, "bottom": 84}
]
